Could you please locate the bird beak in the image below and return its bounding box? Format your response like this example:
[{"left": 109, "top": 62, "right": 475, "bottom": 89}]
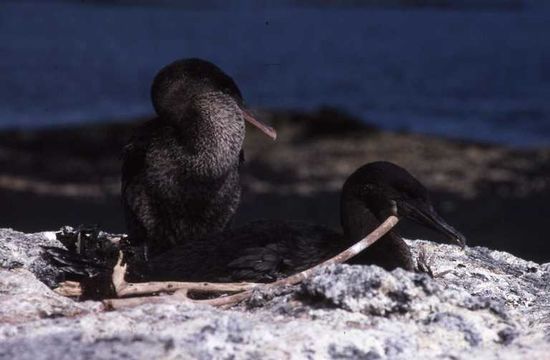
[
  {"left": 400, "top": 200, "right": 466, "bottom": 248},
  {"left": 241, "top": 108, "right": 277, "bottom": 140}
]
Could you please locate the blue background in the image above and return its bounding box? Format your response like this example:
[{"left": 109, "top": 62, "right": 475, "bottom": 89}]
[{"left": 1, "top": 1, "right": 549, "bottom": 146}]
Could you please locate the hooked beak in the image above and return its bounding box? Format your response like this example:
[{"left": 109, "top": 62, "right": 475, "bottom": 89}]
[
  {"left": 241, "top": 108, "right": 277, "bottom": 140},
  {"left": 400, "top": 200, "right": 466, "bottom": 248}
]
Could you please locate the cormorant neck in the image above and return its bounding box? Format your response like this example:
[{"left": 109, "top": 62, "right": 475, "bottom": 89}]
[
  {"left": 340, "top": 189, "right": 414, "bottom": 270},
  {"left": 340, "top": 193, "right": 382, "bottom": 243}
]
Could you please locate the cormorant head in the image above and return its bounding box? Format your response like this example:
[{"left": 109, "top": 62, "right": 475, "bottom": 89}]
[
  {"left": 344, "top": 161, "right": 466, "bottom": 248},
  {"left": 151, "top": 58, "right": 276, "bottom": 140}
]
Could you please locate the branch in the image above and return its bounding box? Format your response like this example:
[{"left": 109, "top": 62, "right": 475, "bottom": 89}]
[
  {"left": 111, "top": 252, "right": 261, "bottom": 298},
  {"left": 53, "top": 281, "right": 82, "bottom": 297},
  {"left": 103, "top": 215, "right": 399, "bottom": 309},
  {"left": 193, "top": 215, "right": 400, "bottom": 308}
]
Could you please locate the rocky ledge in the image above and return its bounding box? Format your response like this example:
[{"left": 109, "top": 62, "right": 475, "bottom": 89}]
[{"left": 0, "top": 228, "right": 549, "bottom": 359}]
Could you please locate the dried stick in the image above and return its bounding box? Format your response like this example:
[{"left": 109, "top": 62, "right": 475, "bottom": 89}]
[
  {"left": 104, "top": 295, "right": 173, "bottom": 310},
  {"left": 112, "top": 255, "right": 260, "bottom": 298},
  {"left": 54, "top": 281, "right": 83, "bottom": 297},
  {"left": 104, "top": 288, "right": 192, "bottom": 310},
  {"left": 104, "top": 215, "right": 399, "bottom": 310}
]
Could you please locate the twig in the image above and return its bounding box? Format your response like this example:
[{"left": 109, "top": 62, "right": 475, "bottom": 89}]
[
  {"left": 53, "top": 281, "right": 83, "bottom": 297},
  {"left": 103, "top": 215, "right": 399, "bottom": 309},
  {"left": 111, "top": 253, "right": 261, "bottom": 298},
  {"left": 104, "top": 295, "right": 173, "bottom": 310},
  {"left": 193, "top": 215, "right": 400, "bottom": 308},
  {"left": 104, "top": 288, "right": 194, "bottom": 310}
]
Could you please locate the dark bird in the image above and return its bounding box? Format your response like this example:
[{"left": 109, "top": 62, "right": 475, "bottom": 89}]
[
  {"left": 46, "top": 162, "right": 465, "bottom": 294},
  {"left": 134, "top": 161, "right": 466, "bottom": 282},
  {"left": 122, "top": 58, "right": 276, "bottom": 257}
]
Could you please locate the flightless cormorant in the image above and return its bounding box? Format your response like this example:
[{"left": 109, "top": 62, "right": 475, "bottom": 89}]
[
  {"left": 121, "top": 58, "right": 276, "bottom": 257},
  {"left": 47, "top": 162, "right": 465, "bottom": 292}
]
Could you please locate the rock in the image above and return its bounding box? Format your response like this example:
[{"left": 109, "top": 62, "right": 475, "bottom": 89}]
[
  {"left": 0, "top": 228, "right": 65, "bottom": 287},
  {"left": 0, "top": 230, "right": 549, "bottom": 359},
  {"left": 0, "top": 269, "right": 98, "bottom": 324}
]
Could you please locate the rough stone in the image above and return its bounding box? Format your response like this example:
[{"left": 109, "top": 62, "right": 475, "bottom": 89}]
[
  {"left": 0, "top": 229, "right": 549, "bottom": 359},
  {"left": 0, "top": 228, "right": 65, "bottom": 287}
]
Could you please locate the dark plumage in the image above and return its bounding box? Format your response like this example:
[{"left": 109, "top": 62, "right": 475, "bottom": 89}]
[
  {"left": 46, "top": 162, "right": 465, "bottom": 292},
  {"left": 122, "top": 58, "right": 275, "bottom": 256},
  {"left": 134, "top": 161, "right": 466, "bottom": 282}
]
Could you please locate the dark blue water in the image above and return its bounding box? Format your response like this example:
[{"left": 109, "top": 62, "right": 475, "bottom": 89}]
[{"left": 1, "top": 2, "right": 549, "bottom": 146}]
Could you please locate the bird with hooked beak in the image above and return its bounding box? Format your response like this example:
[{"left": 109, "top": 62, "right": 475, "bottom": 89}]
[
  {"left": 46, "top": 161, "right": 465, "bottom": 300},
  {"left": 134, "top": 161, "right": 466, "bottom": 282}
]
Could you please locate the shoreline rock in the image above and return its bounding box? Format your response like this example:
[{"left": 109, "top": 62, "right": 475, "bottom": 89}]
[{"left": 0, "top": 228, "right": 548, "bottom": 359}]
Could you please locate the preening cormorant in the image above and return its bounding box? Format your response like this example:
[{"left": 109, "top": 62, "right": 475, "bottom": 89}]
[{"left": 122, "top": 58, "right": 276, "bottom": 257}]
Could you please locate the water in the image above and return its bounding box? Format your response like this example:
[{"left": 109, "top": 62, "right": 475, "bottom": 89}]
[{"left": 1, "top": 2, "right": 549, "bottom": 147}]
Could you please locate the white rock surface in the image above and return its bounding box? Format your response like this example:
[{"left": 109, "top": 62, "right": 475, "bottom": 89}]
[{"left": 0, "top": 228, "right": 549, "bottom": 359}]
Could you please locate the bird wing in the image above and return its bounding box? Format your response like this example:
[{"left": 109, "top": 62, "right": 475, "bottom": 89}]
[
  {"left": 142, "top": 220, "right": 343, "bottom": 283},
  {"left": 224, "top": 221, "right": 342, "bottom": 282},
  {"left": 120, "top": 121, "right": 156, "bottom": 247},
  {"left": 227, "top": 242, "right": 289, "bottom": 282},
  {"left": 121, "top": 124, "right": 150, "bottom": 195}
]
